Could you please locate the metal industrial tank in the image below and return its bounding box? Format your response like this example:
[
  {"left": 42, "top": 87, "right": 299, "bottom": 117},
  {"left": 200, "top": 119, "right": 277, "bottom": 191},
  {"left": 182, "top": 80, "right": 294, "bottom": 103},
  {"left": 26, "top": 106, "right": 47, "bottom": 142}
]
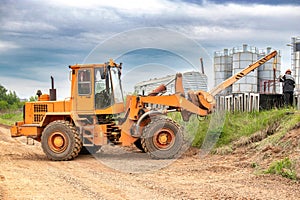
[
  {"left": 232, "top": 44, "right": 258, "bottom": 93},
  {"left": 295, "top": 51, "right": 300, "bottom": 95},
  {"left": 182, "top": 71, "right": 207, "bottom": 92},
  {"left": 258, "top": 47, "right": 281, "bottom": 94},
  {"left": 291, "top": 37, "right": 300, "bottom": 95},
  {"left": 214, "top": 49, "right": 233, "bottom": 94}
]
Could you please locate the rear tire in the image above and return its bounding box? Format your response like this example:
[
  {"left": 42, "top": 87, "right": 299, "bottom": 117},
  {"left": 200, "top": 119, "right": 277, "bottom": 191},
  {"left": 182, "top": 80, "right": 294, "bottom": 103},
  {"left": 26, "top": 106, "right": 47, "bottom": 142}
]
[
  {"left": 141, "top": 117, "right": 184, "bottom": 159},
  {"left": 41, "top": 120, "right": 82, "bottom": 161}
]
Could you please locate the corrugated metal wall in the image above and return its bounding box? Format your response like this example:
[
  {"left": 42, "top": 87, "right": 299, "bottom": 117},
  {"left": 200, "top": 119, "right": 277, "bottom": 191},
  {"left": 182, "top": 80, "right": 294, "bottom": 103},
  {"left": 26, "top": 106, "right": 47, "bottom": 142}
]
[
  {"left": 214, "top": 49, "right": 232, "bottom": 95},
  {"left": 258, "top": 48, "right": 281, "bottom": 94},
  {"left": 291, "top": 37, "right": 300, "bottom": 95},
  {"left": 232, "top": 47, "right": 258, "bottom": 93},
  {"left": 134, "top": 71, "right": 207, "bottom": 95}
]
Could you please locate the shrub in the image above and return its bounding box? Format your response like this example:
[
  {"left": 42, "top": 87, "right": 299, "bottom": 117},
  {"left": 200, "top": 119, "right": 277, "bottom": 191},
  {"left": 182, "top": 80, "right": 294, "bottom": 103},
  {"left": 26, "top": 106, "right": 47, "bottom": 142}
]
[{"left": 264, "top": 157, "right": 297, "bottom": 180}]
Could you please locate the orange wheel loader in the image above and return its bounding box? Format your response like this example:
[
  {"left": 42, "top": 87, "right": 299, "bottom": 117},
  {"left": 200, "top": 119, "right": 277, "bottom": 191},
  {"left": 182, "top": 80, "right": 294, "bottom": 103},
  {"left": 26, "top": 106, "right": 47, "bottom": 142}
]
[{"left": 11, "top": 51, "right": 277, "bottom": 161}]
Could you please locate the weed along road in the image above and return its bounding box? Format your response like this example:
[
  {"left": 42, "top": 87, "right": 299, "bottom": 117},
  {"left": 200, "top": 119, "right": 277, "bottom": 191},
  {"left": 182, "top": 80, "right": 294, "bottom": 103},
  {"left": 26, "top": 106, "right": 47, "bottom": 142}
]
[{"left": 1, "top": 125, "right": 300, "bottom": 199}]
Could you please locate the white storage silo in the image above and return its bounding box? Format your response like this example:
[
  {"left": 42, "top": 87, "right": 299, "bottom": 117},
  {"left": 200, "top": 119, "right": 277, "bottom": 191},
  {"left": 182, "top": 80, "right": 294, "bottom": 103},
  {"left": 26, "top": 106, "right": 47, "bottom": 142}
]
[
  {"left": 295, "top": 51, "right": 300, "bottom": 95},
  {"left": 291, "top": 37, "right": 300, "bottom": 95},
  {"left": 232, "top": 44, "right": 258, "bottom": 93},
  {"left": 258, "top": 47, "right": 281, "bottom": 94},
  {"left": 214, "top": 49, "right": 233, "bottom": 94}
]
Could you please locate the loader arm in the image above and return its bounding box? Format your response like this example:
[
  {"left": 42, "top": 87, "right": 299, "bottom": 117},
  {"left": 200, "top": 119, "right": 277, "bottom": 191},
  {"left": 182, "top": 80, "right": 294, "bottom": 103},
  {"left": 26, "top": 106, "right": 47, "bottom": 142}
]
[
  {"left": 125, "top": 50, "right": 278, "bottom": 122},
  {"left": 182, "top": 50, "right": 278, "bottom": 116},
  {"left": 209, "top": 50, "right": 278, "bottom": 96}
]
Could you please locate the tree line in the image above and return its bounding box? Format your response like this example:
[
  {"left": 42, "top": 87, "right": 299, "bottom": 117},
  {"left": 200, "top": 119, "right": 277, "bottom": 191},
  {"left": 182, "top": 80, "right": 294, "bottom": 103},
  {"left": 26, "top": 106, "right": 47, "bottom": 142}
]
[{"left": 0, "top": 84, "right": 24, "bottom": 110}]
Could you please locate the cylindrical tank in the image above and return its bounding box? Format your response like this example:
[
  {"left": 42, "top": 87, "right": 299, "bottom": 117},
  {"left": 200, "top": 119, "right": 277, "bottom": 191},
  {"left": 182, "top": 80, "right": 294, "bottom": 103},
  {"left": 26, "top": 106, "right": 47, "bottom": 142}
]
[
  {"left": 183, "top": 71, "right": 207, "bottom": 92},
  {"left": 290, "top": 37, "right": 300, "bottom": 96},
  {"left": 295, "top": 51, "right": 300, "bottom": 95},
  {"left": 258, "top": 48, "right": 281, "bottom": 94},
  {"left": 214, "top": 49, "right": 233, "bottom": 94},
  {"left": 232, "top": 44, "right": 258, "bottom": 93}
]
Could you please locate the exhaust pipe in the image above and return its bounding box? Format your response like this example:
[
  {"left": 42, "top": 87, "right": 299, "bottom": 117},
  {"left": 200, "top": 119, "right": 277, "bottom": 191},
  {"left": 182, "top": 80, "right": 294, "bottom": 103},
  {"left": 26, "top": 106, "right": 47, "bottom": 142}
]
[{"left": 49, "top": 76, "right": 57, "bottom": 101}]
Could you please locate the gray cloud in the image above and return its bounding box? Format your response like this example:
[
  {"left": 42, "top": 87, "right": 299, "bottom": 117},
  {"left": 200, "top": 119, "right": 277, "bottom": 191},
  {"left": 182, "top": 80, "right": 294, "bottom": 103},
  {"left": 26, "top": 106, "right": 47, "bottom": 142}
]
[{"left": 0, "top": 0, "right": 299, "bottom": 98}]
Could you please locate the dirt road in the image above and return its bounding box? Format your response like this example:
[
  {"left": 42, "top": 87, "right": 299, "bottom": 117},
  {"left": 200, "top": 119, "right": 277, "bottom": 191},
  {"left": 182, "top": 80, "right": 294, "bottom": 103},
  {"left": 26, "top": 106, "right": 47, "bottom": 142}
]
[{"left": 1, "top": 126, "right": 300, "bottom": 200}]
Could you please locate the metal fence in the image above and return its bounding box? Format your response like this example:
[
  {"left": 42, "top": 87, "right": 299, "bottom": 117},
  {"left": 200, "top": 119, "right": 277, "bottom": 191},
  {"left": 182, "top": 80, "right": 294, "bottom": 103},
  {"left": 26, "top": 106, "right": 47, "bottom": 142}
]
[
  {"left": 215, "top": 93, "right": 260, "bottom": 112},
  {"left": 213, "top": 93, "right": 300, "bottom": 112}
]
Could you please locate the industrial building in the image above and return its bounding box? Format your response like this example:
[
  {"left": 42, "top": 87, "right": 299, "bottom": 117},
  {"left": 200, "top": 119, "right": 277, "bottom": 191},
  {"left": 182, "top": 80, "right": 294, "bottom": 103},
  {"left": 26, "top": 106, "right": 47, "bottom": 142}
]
[
  {"left": 289, "top": 36, "right": 300, "bottom": 109},
  {"left": 214, "top": 44, "right": 283, "bottom": 111},
  {"left": 290, "top": 36, "right": 300, "bottom": 95},
  {"left": 134, "top": 38, "right": 300, "bottom": 112},
  {"left": 134, "top": 71, "right": 207, "bottom": 96},
  {"left": 214, "top": 44, "right": 281, "bottom": 95}
]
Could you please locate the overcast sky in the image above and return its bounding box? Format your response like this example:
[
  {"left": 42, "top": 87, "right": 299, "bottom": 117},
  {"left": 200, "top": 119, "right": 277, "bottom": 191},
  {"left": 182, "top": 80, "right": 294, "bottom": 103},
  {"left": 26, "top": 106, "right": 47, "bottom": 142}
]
[{"left": 0, "top": 0, "right": 299, "bottom": 99}]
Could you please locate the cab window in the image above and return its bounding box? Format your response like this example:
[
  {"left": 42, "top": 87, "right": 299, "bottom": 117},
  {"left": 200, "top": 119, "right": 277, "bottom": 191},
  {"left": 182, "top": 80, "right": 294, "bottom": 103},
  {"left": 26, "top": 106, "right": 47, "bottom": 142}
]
[
  {"left": 95, "top": 67, "right": 113, "bottom": 109},
  {"left": 78, "top": 69, "right": 91, "bottom": 95}
]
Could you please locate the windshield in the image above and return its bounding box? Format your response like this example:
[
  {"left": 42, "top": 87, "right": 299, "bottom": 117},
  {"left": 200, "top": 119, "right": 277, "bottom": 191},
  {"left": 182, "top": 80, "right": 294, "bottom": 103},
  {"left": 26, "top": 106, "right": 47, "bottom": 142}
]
[
  {"left": 94, "top": 67, "right": 123, "bottom": 109},
  {"left": 95, "top": 69, "right": 106, "bottom": 94},
  {"left": 110, "top": 67, "right": 123, "bottom": 104}
]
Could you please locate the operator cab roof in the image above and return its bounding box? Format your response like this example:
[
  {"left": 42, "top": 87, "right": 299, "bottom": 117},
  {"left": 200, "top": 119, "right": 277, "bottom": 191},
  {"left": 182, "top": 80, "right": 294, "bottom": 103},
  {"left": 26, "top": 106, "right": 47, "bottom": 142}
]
[{"left": 69, "top": 59, "right": 121, "bottom": 70}]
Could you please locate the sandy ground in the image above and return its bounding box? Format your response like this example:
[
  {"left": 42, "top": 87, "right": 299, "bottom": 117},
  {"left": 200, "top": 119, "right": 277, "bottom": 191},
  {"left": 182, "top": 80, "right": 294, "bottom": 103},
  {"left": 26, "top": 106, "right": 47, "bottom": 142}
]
[{"left": 1, "top": 125, "right": 300, "bottom": 200}]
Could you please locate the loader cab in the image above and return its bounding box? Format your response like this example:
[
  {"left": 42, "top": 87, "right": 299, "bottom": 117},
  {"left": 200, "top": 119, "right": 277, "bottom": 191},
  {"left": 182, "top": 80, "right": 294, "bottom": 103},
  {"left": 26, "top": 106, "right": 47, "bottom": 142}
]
[{"left": 70, "top": 60, "right": 124, "bottom": 115}]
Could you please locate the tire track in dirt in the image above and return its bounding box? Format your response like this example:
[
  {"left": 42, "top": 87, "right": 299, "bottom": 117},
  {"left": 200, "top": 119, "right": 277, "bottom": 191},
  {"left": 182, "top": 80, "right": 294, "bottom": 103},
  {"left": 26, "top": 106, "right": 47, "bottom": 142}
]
[
  {"left": 46, "top": 160, "right": 135, "bottom": 200},
  {"left": 0, "top": 183, "right": 5, "bottom": 200},
  {"left": 46, "top": 166, "right": 106, "bottom": 200},
  {"left": 45, "top": 158, "right": 168, "bottom": 200}
]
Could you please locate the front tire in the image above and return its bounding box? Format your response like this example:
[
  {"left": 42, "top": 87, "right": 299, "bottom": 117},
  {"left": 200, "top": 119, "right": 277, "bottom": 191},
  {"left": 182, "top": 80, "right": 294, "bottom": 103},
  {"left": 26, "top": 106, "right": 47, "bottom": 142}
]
[
  {"left": 141, "top": 117, "right": 184, "bottom": 159},
  {"left": 41, "top": 120, "right": 82, "bottom": 161}
]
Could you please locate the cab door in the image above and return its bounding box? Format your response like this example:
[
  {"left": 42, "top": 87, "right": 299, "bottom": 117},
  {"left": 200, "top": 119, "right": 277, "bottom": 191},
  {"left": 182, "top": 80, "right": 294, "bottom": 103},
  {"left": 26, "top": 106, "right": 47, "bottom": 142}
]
[{"left": 75, "top": 68, "right": 94, "bottom": 114}]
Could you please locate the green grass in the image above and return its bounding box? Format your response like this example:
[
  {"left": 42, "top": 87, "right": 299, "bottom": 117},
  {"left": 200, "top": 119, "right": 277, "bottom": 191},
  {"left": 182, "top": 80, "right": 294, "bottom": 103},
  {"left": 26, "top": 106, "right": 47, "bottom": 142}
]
[
  {"left": 0, "top": 111, "right": 23, "bottom": 126},
  {"left": 215, "top": 109, "right": 288, "bottom": 147},
  {"left": 264, "top": 157, "right": 297, "bottom": 180},
  {"left": 169, "top": 108, "right": 300, "bottom": 149},
  {"left": 258, "top": 110, "right": 300, "bottom": 149}
]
